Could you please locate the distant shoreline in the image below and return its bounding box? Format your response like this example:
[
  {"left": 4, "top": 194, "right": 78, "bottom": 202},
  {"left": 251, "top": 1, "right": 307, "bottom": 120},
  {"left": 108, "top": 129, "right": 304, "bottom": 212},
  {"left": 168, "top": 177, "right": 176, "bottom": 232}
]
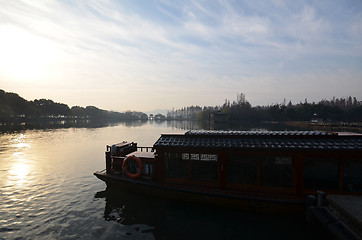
[
  {"left": 1, "top": 119, "right": 361, "bottom": 133},
  {"left": 282, "top": 121, "right": 362, "bottom": 133}
]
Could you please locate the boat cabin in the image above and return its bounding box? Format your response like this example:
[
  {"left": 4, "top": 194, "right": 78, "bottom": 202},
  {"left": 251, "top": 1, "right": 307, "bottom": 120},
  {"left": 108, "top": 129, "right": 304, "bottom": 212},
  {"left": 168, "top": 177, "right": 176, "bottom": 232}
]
[{"left": 98, "top": 130, "right": 362, "bottom": 208}]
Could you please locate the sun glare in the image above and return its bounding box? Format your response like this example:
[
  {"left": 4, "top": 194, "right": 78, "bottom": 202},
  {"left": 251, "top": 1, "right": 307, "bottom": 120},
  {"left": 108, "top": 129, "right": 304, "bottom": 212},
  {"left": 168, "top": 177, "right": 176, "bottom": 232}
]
[
  {"left": 9, "top": 161, "right": 30, "bottom": 182},
  {"left": 0, "top": 25, "right": 55, "bottom": 81},
  {"left": 6, "top": 134, "right": 33, "bottom": 188}
]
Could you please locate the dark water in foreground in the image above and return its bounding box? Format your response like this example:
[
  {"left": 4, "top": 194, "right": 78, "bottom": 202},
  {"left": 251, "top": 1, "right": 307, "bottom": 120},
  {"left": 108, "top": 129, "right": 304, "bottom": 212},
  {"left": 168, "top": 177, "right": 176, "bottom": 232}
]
[{"left": 0, "top": 121, "right": 326, "bottom": 239}]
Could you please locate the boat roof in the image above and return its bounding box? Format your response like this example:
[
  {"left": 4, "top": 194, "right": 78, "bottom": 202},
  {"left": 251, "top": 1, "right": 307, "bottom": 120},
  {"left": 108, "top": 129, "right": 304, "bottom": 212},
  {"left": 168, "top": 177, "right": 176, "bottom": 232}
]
[
  {"left": 153, "top": 130, "right": 362, "bottom": 151},
  {"left": 186, "top": 130, "right": 336, "bottom": 136}
]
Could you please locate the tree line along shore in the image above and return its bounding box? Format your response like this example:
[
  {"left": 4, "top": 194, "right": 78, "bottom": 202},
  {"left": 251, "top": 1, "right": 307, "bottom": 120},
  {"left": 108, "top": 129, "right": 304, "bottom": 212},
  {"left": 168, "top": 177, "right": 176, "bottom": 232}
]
[
  {"left": 1, "top": 90, "right": 361, "bottom": 127},
  {"left": 0, "top": 89, "right": 147, "bottom": 123}
]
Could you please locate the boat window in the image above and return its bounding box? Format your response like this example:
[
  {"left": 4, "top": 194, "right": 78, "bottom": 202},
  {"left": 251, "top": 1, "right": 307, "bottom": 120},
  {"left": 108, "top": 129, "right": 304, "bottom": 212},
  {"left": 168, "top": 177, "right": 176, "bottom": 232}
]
[
  {"left": 343, "top": 158, "right": 362, "bottom": 193},
  {"left": 304, "top": 157, "right": 339, "bottom": 190},
  {"left": 190, "top": 153, "right": 218, "bottom": 182},
  {"left": 227, "top": 154, "right": 258, "bottom": 185},
  {"left": 260, "top": 156, "right": 293, "bottom": 188},
  {"left": 165, "top": 152, "right": 218, "bottom": 182},
  {"left": 164, "top": 152, "right": 189, "bottom": 178}
]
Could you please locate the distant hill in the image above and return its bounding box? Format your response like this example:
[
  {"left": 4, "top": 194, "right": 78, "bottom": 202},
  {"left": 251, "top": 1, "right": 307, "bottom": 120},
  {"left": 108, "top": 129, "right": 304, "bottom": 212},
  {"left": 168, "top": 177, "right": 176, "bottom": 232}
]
[{"left": 0, "top": 89, "right": 148, "bottom": 123}]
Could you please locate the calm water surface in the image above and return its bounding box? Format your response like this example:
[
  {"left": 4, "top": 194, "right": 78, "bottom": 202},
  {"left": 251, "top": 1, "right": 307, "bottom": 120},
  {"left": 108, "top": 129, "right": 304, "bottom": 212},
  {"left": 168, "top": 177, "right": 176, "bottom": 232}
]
[{"left": 0, "top": 121, "right": 325, "bottom": 239}]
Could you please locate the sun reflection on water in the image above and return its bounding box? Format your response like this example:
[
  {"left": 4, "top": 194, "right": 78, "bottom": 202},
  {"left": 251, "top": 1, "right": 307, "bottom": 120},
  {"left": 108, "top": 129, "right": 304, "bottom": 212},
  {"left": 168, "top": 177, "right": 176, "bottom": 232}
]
[
  {"left": 6, "top": 133, "right": 33, "bottom": 188},
  {"left": 8, "top": 161, "right": 31, "bottom": 185}
]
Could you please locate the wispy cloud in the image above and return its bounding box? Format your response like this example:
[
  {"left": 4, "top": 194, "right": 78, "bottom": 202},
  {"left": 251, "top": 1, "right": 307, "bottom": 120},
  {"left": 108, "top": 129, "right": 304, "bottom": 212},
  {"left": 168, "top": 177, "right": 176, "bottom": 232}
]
[{"left": 0, "top": 0, "right": 361, "bottom": 110}]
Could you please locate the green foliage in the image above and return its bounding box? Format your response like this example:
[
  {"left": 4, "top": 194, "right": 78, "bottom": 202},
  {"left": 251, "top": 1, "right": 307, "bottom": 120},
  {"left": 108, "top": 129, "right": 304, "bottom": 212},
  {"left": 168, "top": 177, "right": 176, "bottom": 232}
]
[
  {"left": 71, "top": 106, "right": 87, "bottom": 118},
  {"left": 0, "top": 90, "right": 33, "bottom": 116},
  {"left": 154, "top": 113, "right": 166, "bottom": 120},
  {"left": 33, "top": 99, "right": 71, "bottom": 116},
  {"left": 122, "top": 111, "right": 148, "bottom": 120},
  {"left": 0, "top": 89, "right": 148, "bottom": 123},
  {"left": 167, "top": 106, "right": 203, "bottom": 120},
  {"left": 0, "top": 103, "right": 15, "bottom": 121},
  {"left": 195, "top": 93, "right": 362, "bottom": 124},
  {"left": 196, "top": 108, "right": 213, "bottom": 122},
  {"left": 1, "top": 89, "right": 361, "bottom": 124},
  {"left": 347, "top": 106, "right": 362, "bottom": 122}
]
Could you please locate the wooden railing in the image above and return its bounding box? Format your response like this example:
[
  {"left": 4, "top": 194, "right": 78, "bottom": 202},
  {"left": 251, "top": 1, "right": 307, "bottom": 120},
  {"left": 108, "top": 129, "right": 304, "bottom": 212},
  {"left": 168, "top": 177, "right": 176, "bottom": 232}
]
[{"left": 106, "top": 145, "right": 155, "bottom": 177}]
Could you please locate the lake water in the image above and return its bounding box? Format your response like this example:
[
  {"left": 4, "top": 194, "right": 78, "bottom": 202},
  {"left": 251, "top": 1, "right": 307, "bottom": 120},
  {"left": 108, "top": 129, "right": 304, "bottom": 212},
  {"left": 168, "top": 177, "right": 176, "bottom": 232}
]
[{"left": 0, "top": 121, "right": 326, "bottom": 239}]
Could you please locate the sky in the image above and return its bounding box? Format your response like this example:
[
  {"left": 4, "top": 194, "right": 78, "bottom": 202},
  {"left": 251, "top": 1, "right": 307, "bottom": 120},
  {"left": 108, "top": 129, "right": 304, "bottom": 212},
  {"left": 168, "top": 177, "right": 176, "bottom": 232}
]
[{"left": 0, "top": 0, "right": 361, "bottom": 112}]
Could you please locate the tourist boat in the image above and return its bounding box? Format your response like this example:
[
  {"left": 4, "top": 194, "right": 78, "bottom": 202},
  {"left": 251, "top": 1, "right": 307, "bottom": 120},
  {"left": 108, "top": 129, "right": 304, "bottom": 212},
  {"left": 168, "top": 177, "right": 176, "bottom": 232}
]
[{"left": 94, "top": 130, "right": 362, "bottom": 213}]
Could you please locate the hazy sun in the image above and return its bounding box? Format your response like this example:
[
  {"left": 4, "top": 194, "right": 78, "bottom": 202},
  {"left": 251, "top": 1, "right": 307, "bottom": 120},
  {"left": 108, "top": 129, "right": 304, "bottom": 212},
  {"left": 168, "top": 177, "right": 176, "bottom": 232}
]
[{"left": 0, "top": 25, "right": 55, "bottom": 81}]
